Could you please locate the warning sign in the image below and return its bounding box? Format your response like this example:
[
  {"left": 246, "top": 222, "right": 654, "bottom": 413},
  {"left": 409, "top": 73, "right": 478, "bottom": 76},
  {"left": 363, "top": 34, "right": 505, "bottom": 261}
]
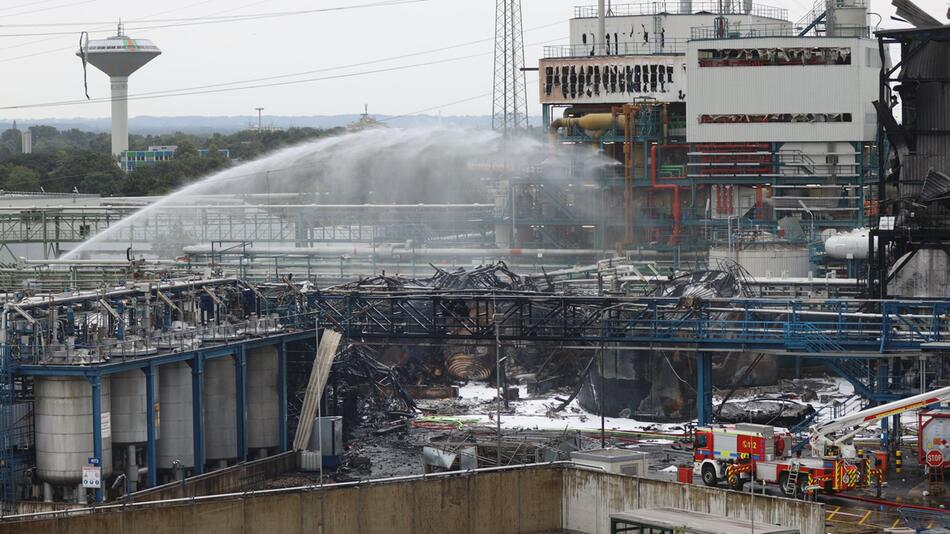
[{"left": 82, "top": 465, "right": 101, "bottom": 489}]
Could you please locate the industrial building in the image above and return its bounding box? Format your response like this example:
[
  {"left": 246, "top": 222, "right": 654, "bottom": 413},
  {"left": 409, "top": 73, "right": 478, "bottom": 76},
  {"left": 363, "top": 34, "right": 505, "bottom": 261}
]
[
  {"left": 1, "top": 1, "right": 950, "bottom": 533},
  {"left": 121, "top": 145, "right": 231, "bottom": 173},
  {"left": 537, "top": 0, "right": 876, "bottom": 279}
]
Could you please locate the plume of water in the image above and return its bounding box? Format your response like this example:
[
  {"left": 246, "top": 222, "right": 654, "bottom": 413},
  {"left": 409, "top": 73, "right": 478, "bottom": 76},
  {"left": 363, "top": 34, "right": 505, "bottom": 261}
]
[{"left": 64, "top": 127, "right": 613, "bottom": 260}]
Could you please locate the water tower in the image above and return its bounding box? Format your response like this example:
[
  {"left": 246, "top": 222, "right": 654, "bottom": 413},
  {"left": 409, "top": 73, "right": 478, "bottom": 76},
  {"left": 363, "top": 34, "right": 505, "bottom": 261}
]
[{"left": 77, "top": 24, "right": 161, "bottom": 157}]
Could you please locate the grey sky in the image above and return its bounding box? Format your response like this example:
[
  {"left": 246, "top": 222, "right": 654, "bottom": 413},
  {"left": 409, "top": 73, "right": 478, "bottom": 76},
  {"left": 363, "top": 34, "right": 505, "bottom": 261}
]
[{"left": 0, "top": 0, "right": 943, "bottom": 120}]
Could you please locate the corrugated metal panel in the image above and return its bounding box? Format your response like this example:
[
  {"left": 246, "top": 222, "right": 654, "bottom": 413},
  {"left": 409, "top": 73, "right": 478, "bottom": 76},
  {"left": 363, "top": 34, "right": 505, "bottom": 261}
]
[{"left": 900, "top": 41, "right": 950, "bottom": 188}]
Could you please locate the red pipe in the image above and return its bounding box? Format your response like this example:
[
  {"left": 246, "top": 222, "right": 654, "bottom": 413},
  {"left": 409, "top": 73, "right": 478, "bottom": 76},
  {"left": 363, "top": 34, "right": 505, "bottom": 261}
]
[{"left": 650, "top": 143, "right": 686, "bottom": 245}]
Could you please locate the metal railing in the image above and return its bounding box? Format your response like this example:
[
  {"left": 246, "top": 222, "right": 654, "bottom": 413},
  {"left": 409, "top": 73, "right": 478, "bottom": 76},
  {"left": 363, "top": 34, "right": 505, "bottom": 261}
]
[
  {"left": 573, "top": 1, "right": 788, "bottom": 21},
  {"left": 691, "top": 22, "right": 869, "bottom": 40},
  {"left": 17, "top": 313, "right": 289, "bottom": 365},
  {"left": 543, "top": 39, "right": 687, "bottom": 58}
]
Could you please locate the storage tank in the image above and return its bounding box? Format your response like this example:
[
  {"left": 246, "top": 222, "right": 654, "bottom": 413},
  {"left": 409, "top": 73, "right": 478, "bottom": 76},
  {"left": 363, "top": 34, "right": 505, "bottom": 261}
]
[
  {"left": 826, "top": 0, "right": 867, "bottom": 37},
  {"left": 825, "top": 229, "right": 872, "bottom": 260},
  {"left": 204, "top": 356, "right": 237, "bottom": 462},
  {"left": 157, "top": 362, "right": 194, "bottom": 469},
  {"left": 246, "top": 347, "right": 279, "bottom": 453},
  {"left": 708, "top": 243, "right": 810, "bottom": 278},
  {"left": 35, "top": 377, "right": 113, "bottom": 484},
  {"left": 112, "top": 370, "right": 159, "bottom": 444}
]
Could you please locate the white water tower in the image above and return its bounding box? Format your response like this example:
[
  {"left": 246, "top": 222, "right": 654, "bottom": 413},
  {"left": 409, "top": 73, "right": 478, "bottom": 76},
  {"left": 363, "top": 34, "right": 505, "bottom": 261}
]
[{"left": 77, "top": 24, "right": 161, "bottom": 158}]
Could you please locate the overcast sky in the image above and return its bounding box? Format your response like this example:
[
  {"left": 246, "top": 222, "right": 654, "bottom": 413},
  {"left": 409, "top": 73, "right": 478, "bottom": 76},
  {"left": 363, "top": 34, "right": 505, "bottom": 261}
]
[{"left": 0, "top": 0, "right": 944, "bottom": 120}]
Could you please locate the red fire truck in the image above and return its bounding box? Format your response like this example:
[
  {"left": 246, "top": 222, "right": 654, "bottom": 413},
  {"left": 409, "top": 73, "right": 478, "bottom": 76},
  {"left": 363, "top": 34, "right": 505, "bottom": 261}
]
[{"left": 693, "top": 386, "right": 950, "bottom": 497}]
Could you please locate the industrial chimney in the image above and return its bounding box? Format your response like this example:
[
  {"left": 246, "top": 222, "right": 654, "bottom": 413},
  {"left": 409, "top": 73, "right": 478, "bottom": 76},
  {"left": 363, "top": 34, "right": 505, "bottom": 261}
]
[{"left": 77, "top": 24, "right": 161, "bottom": 158}]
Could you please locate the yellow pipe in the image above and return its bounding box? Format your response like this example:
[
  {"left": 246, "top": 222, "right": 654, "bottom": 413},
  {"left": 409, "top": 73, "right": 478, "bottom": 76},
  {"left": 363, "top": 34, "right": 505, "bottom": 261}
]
[{"left": 550, "top": 113, "right": 628, "bottom": 136}]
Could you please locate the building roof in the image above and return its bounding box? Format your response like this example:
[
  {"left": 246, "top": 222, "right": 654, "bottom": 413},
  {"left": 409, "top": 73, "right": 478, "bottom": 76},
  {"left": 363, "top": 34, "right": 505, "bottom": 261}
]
[
  {"left": 876, "top": 25, "right": 950, "bottom": 41},
  {"left": 610, "top": 508, "right": 799, "bottom": 534}
]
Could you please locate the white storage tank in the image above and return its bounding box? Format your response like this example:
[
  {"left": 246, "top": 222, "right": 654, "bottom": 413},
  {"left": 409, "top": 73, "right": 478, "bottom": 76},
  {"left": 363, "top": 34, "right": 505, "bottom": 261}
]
[
  {"left": 246, "top": 347, "right": 280, "bottom": 452},
  {"left": 157, "top": 362, "right": 194, "bottom": 469},
  {"left": 824, "top": 229, "right": 871, "bottom": 259},
  {"left": 709, "top": 243, "right": 810, "bottom": 278},
  {"left": 111, "top": 370, "right": 159, "bottom": 444},
  {"left": 204, "top": 356, "right": 237, "bottom": 462},
  {"left": 35, "top": 377, "right": 113, "bottom": 484}
]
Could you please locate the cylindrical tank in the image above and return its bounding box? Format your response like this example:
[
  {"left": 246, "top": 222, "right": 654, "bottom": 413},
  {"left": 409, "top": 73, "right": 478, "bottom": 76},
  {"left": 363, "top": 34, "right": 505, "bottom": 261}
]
[
  {"left": 825, "top": 229, "right": 871, "bottom": 260},
  {"left": 825, "top": 0, "right": 867, "bottom": 37},
  {"left": 578, "top": 348, "right": 695, "bottom": 421},
  {"left": 35, "top": 377, "right": 113, "bottom": 484},
  {"left": 157, "top": 362, "right": 194, "bottom": 469},
  {"left": 111, "top": 370, "right": 159, "bottom": 444},
  {"left": 246, "top": 347, "right": 279, "bottom": 450},
  {"left": 709, "top": 243, "right": 810, "bottom": 278},
  {"left": 204, "top": 357, "right": 237, "bottom": 461}
]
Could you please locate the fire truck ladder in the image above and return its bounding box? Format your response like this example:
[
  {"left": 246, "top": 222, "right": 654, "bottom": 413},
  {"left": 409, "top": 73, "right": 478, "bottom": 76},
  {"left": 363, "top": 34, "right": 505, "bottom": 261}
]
[{"left": 784, "top": 461, "right": 801, "bottom": 496}]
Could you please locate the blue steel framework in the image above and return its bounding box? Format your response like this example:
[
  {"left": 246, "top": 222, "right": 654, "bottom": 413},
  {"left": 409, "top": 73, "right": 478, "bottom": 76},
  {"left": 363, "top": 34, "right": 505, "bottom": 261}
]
[
  {"left": 4, "top": 287, "right": 949, "bottom": 506},
  {"left": 10, "top": 330, "right": 309, "bottom": 503},
  {"left": 311, "top": 291, "right": 950, "bottom": 419}
]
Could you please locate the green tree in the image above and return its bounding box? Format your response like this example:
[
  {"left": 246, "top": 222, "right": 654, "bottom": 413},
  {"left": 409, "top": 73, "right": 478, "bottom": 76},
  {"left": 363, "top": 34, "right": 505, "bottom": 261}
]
[{"left": 4, "top": 165, "right": 40, "bottom": 191}]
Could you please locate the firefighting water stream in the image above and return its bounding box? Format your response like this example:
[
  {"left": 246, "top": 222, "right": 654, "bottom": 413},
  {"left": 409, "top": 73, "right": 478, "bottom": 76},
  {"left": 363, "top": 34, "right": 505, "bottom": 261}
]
[{"left": 63, "top": 127, "right": 611, "bottom": 260}]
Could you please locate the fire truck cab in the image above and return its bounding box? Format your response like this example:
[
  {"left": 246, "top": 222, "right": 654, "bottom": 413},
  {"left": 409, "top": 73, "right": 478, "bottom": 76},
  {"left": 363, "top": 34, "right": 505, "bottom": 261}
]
[{"left": 694, "top": 424, "right": 791, "bottom": 487}]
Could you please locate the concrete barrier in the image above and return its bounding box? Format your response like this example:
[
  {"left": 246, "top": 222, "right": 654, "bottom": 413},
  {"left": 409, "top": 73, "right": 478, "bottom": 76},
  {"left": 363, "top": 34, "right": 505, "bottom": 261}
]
[
  {"left": 562, "top": 467, "right": 824, "bottom": 534},
  {"left": 0, "top": 464, "right": 822, "bottom": 534},
  {"left": 0, "top": 464, "right": 563, "bottom": 534},
  {"left": 129, "top": 451, "right": 298, "bottom": 502}
]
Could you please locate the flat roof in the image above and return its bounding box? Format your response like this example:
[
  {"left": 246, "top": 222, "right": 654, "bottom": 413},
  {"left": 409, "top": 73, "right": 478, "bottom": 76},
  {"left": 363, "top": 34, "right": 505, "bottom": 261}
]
[
  {"left": 876, "top": 25, "right": 950, "bottom": 40},
  {"left": 611, "top": 508, "right": 799, "bottom": 534}
]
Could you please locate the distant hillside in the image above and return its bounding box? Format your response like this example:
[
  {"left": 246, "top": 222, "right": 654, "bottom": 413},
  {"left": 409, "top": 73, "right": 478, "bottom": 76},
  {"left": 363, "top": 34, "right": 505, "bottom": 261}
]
[{"left": 0, "top": 114, "right": 542, "bottom": 134}]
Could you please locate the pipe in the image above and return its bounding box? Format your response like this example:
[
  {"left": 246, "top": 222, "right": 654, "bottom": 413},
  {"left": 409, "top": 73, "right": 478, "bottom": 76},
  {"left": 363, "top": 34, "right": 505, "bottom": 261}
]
[
  {"left": 549, "top": 113, "right": 627, "bottom": 142},
  {"left": 650, "top": 144, "right": 688, "bottom": 245},
  {"left": 182, "top": 244, "right": 612, "bottom": 260}
]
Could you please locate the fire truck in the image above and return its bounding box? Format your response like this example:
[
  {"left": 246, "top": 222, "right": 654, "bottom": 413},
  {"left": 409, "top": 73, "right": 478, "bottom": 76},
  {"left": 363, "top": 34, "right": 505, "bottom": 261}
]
[{"left": 693, "top": 385, "right": 950, "bottom": 497}]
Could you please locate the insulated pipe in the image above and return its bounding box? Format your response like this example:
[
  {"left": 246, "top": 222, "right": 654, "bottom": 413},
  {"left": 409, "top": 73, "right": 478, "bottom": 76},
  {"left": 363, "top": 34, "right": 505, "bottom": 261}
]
[{"left": 549, "top": 113, "right": 627, "bottom": 143}]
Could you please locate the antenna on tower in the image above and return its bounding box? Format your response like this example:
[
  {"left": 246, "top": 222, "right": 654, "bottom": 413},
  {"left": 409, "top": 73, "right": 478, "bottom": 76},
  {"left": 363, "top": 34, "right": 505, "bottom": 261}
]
[
  {"left": 117, "top": 19, "right": 124, "bottom": 37},
  {"left": 492, "top": 0, "right": 529, "bottom": 132}
]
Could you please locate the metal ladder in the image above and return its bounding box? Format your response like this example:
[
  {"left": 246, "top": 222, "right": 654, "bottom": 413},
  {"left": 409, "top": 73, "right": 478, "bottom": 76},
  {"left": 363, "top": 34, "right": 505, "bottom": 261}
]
[{"left": 785, "top": 462, "right": 800, "bottom": 496}]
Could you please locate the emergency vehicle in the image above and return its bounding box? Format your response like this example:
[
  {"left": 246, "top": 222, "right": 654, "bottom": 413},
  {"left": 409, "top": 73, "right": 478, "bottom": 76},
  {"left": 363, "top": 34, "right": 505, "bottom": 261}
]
[{"left": 694, "top": 385, "right": 950, "bottom": 497}]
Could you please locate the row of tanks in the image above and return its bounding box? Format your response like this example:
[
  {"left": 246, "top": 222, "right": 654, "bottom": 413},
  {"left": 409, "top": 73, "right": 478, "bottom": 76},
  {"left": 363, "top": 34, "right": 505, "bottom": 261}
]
[{"left": 33, "top": 346, "right": 280, "bottom": 502}]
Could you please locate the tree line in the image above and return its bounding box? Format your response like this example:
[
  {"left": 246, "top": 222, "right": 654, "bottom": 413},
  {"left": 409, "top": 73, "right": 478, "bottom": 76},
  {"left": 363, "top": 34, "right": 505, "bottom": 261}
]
[{"left": 0, "top": 125, "right": 343, "bottom": 196}]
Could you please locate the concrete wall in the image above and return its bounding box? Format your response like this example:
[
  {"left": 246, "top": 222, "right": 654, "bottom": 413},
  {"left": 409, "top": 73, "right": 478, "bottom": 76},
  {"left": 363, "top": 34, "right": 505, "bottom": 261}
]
[
  {"left": 562, "top": 468, "right": 824, "bottom": 534},
  {"left": 130, "top": 451, "right": 297, "bottom": 502},
  {"left": 0, "top": 465, "right": 563, "bottom": 534},
  {"left": 0, "top": 465, "right": 823, "bottom": 534}
]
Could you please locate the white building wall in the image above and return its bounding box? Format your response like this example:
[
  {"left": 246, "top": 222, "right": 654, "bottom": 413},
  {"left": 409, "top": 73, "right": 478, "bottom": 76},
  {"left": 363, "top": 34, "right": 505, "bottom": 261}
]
[{"left": 686, "top": 37, "right": 879, "bottom": 143}]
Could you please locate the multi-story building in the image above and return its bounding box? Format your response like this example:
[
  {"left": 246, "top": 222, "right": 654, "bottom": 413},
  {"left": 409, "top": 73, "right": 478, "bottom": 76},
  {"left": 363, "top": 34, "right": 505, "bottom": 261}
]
[{"left": 532, "top": 0, "right": 877, "bottom": 276}]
